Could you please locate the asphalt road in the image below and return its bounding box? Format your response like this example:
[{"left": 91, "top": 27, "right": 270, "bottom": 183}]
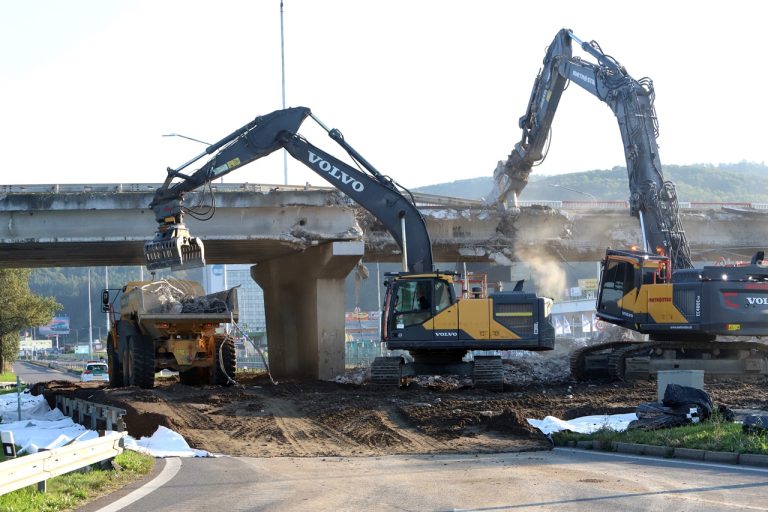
[
  {"left": 80, "top": 448, "right": 768, "bottom": 512},
  {"left": 12, "top": 360, "right": 79, "bottom": 384}
]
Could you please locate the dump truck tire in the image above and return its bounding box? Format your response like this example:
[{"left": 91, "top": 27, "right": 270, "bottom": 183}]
[
  {"left": 107, "top": 333, "right": 124, "bottom": 387},
  {"left": 212, "top": 336, "right": 237, "bottom": 386},
  {"left": 131, "top": 335, "right": 155, "bottom": 389}
]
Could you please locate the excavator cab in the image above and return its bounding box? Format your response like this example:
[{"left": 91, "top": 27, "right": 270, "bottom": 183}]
[
  {"left": 381, "top": 273, "right": 457, "bottom": 344},
  {"left": 596, "top": 249, "right": 676, "bottom": 330},
  {"left": 144, "top": 224, "right": 206, "bottom": 271}
]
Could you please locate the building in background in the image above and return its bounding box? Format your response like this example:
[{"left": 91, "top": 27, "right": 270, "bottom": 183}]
[{"left": 203, "top": 264, "right": 266, "bottom": 345}]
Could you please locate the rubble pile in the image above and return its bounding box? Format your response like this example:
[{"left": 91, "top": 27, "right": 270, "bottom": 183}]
[{"left": 502, "top": 353, "right": 571, "bottom": 387}]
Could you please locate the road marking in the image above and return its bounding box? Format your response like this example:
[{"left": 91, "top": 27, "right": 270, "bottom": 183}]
[
  {"left": 555, "top": 447, "right": 768, "bottom": 474},
  {"left": 94, "top": 457, "right": 182, "bottom": 512}
]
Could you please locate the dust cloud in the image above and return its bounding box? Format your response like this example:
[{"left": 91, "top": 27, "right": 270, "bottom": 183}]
[{"left": 515, "top": 248, "right": 566, "bottom": 299}]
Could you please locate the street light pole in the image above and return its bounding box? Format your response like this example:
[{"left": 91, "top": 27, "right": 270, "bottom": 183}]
[
  {"left": 105, "top": 266, "right": 109, "bottom": 344},
  {"left": 162, "top": 133, "right": 217, "bottom": 182},
  {"left": 161, "top": 133, "right": 211, "bottom": 145},
  {"left": 87, "top": 268, "right": 93, "bottom": 358},
  {"left": 280, "top": 0, "right": 288, "bottom": 185},
  {"left": 549, "top": 183, "right": 597, "bottom": 200}
]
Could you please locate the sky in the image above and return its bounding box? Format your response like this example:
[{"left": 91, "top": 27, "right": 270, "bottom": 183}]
[{"left": 2, "top": 1, "right": 766, "bottom": 192}]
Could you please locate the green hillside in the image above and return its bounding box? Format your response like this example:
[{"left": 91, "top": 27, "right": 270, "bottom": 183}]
[{"left": 413, "top": 162, "right": 768, "bottom": 202}]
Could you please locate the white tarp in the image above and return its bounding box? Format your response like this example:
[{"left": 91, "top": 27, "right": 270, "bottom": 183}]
[
  {"left": 527, "top": 413, "right": 638, "bottom": 435},
  {"left": 1, "top": 391, "right": 209, "bottom": 457},
  {"left": 123, "top": 426, "right": 211, "bottom": 457}
]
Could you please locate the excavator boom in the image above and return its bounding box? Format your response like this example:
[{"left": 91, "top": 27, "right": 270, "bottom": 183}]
[{"left": 144, "top": 107, "right": 433, "bottom": 273}]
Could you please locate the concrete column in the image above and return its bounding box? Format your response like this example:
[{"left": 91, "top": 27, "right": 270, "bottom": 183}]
[{"left": 251, "top": 241, "right": 364, "bottom": 380}]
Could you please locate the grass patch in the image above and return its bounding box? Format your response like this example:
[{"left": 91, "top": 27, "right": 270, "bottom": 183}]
[
  {"left": 553, "top": 413, "right": 768, "bottom": 454},
  {"left": 0, "top": 386, "right": 27, "bottom": 396},
  {"left": 0, "top": 372, "right": 19, "bottom": 382},
  {"left": 0, "top": 449, "right": 154, "bottom": 512}
]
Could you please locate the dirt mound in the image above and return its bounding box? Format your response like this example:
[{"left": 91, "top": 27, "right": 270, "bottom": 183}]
[{"left": 34, "top": 373, "right": 768, "bottom": 458}]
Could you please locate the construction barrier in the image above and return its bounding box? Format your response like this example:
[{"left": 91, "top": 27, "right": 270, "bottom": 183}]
[{"left": 54, "top": 396, "right": 126, "bottom": 432}]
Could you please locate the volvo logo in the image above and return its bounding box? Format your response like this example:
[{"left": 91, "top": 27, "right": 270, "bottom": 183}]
[
  {"left": 434, "top": 332, "right": 457, "bottom": 337},
  {"left": 747, "top": 297, "right": 768, "bottom": 305},
  {"left": 308, "top": 151, "right": 365, "bottom": 192}
]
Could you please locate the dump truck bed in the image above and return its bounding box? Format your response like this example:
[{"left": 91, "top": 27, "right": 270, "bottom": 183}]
[{"left": 120, "top": 281, "right": 238, "bottom": 337}]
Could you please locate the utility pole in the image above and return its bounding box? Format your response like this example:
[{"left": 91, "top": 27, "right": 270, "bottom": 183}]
[
  {"left": 280, "top": 0, "right": 288, "bottom": 185},
  {"left": 87, "top": 268, "right": 93, "bottom": 358}
]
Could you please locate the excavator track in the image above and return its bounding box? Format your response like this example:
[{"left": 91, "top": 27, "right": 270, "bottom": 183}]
[
  {"left": 472, "top": 356, "right": 504, "bottom": 391},
  {"left": 574, "top": 339, "right": 768, "bottom": 382},
  {"left": 569, "top": 341, "right": 641, "bottom": 381},
  {"left": 371, "top": 356, "right": 404, "bottom": 387}
]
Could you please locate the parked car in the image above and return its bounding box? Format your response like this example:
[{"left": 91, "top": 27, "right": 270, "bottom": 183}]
[{"left": 80, "top": 360, "right": 109, "bottom": 382}]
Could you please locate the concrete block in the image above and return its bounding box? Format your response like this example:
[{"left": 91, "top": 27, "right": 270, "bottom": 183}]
[
  {"left": 639, "top": 444, "right": 672, "bottom": 458},
  {"left": 614, "top": 442, "right": 644, "bottom": 455},
  {"left": 739, "top": 453, "right": 768, "bottom": 467},
  {"left": 673, "top": 447, "right": 705, "bottom": 460},
  {"left": 576, "top": 440, "right": 594, "bottom": 449},
  {"left": 704, "top": 451, "right": 739, "bottom": 464},
  {"left": 657, "top": 370, "right": 704, "bottom": 402}
]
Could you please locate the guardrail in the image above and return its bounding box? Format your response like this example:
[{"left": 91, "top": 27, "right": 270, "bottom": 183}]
[
  {"left": 0, "top": 431, "right": 125, "bottom": 496},
  {"left": 0, "top": 182, "right": 338, "bottom": 194},
  {"left": 54, "top": 396, "right": 127, "bottom": 432},
  {"left": 3, "top": 183, "right": 767, "bottom": 212}
]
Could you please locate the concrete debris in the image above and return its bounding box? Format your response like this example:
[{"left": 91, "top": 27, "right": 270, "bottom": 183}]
[
  {"left": 138, "top": 279, "right": 236, "bottom": 315},
  {"left": 502, "top": 353, "right": 571, "bottom": 387},
  {"left": 334, "top": 351, "right": 572, "bottom": 389},
  {"left": 412, "top": 375, "right": 474, "bottom": 389},
  {"left": 334, "top": 367, "right": 370, "bottom": 385}
]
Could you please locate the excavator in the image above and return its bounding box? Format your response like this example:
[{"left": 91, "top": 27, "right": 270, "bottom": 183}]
[
  {"left": 144, "top": 107, "right": 555, "bottom": 389},
  {"left": 492, "top": 28, "right": 768, "bottom": 381}
]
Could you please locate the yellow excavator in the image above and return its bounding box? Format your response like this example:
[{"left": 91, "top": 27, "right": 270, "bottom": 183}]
[{"left": 142, "top": 108, "right": 555, "bottom": 389}]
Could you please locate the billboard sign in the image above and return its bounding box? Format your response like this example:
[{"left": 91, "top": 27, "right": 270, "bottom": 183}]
[
  {"left": 39, "top": 315, "right": 70, "bottom": 336},
  {"left": 345, "top": 311, "right": 380, "bottom": 341}
]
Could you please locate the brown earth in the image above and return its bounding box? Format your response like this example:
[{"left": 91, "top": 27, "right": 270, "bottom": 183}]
[{"left": 32, "top": 371, "right": 768, "bottom": 458}]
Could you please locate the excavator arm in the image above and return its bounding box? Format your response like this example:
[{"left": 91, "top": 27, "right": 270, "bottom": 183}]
[
  {"left": 145, "top": 107, "right": 433, "bottom": 273},
  {"left": 491, "top": 28, "right": 692, "bottom": 270}
]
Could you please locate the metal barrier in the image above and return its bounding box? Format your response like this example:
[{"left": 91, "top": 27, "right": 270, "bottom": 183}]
[
  {"left": 55, "top": 396, "right": 127, "bottom": 432},
  {"left": 0, "top": 432, "right": 125, "bottom": 496},
  {"left": 518, "top": 200, "right": 563, "bottom": 208}
]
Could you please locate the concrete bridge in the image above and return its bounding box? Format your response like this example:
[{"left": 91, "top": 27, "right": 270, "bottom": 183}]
[
  {"left": 2, "top": 183, "right": 764, "bottom": 268},
  {"left": 2, "top": 183, "right": 765, "bottom": 380}
]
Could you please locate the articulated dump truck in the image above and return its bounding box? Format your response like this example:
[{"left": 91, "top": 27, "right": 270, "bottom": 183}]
[{"left": 104, "top": 280, "right": 238, "bottom": 389}]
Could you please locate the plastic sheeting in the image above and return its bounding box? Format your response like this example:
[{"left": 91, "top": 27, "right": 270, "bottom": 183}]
[
  {"left": 1, "top": 392, "right": 211, "bottom": 457},
  {"left": 527, "top": 413, "right": 637, "bottom": 435},
  {"left": 628, "top": 384, "right": 714, "bottom": 430}
]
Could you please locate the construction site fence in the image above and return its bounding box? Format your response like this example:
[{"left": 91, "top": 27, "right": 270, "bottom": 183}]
[{"left": 237, "top": 340, "right": 392, "bottom": 370}]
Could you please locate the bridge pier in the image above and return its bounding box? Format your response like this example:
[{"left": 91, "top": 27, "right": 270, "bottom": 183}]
[{"left": 251, "top": 241, "right": 364, "bottom": 380}]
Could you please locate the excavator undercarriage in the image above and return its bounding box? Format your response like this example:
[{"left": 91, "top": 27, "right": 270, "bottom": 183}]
[{"left": 570, "top": 339, "right": 768, "bottom": 382}]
